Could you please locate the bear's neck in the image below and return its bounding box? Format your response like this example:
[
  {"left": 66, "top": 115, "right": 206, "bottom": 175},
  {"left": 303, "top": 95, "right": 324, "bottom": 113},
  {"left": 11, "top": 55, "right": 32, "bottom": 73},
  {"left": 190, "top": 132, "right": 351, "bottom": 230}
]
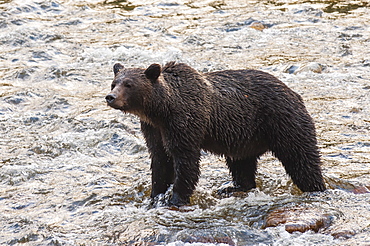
[
  {"left": 140, "top": 78, "right": 170, "bottom": 127},
  {"left": 135, "top": 110, "right": 155, "bottom": 125}
]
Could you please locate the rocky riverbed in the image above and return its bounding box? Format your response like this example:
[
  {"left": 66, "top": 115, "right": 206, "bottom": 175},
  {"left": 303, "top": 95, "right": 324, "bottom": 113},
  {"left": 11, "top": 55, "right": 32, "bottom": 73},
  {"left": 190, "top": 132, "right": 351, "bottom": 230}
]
[{"left": 0, "top": 0, "right": 369, "bottom": 245}]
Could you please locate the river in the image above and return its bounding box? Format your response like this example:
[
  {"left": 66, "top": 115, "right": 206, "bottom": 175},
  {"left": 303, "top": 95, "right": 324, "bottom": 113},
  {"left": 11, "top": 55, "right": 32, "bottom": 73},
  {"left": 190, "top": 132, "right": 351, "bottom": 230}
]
[{"left": 0, "top": 0, "right": 369, "bottom": 245}]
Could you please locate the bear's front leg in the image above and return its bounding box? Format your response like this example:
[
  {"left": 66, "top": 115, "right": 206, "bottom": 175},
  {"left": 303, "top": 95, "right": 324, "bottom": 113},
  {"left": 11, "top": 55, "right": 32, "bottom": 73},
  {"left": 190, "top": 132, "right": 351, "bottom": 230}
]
[
  {"left": 141, "top": 122, "right": 175, "bottom": 199},
  {"left": 150, "top": 151, "right": 174, "bottom": 199},
  {"left": 168, "top": 150, "right": 201, "bottom": 207}
]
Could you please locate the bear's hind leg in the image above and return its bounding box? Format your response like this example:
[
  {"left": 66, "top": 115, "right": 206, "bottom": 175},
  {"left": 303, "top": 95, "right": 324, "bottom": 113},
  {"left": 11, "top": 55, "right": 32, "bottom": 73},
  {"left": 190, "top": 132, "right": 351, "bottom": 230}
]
[
  {"left": 267, "top": 111, "right": 326, "bottom": 192},
  {"left": 271, "top": 143, "right": 326, "bottom": 192},
  {"left": 219, "top": 157, "right": 258, "bottom": 195}
]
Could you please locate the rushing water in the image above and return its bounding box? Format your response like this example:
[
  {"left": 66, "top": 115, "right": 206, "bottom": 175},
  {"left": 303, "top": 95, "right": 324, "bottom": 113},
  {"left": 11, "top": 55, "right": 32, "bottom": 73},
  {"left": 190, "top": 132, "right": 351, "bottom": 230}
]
[{"left": 0, "top": 0, "right": 370, "bottom": 245}]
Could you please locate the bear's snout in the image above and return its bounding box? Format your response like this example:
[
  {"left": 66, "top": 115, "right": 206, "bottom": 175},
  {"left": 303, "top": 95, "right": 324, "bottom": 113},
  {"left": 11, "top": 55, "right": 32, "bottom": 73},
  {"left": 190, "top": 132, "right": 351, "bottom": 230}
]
[{"left": 105, "top": 94, "right": 116, "bottom": 104}]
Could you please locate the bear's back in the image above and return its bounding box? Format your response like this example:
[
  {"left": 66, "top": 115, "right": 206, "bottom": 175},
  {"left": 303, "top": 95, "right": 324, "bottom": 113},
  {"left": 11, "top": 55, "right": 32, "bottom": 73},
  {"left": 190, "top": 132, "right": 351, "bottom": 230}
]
[
  {"left": 205, "top": 69, "right": 287, "bottom": 94},
  {"left": 205, "top": 69, "right": 303, "bottom": 110}
]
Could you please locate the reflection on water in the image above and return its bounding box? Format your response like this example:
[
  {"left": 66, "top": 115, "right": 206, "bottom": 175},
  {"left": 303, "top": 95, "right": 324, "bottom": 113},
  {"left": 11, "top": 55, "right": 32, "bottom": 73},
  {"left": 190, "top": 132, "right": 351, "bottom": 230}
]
[{"left": 0, "top": 0, "right": 369, "bottom": 245}]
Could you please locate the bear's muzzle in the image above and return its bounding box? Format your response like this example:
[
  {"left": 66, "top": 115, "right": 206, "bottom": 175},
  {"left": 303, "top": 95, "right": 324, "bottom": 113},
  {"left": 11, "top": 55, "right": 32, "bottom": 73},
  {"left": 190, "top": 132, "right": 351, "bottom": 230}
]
[{"left": 105, "top": 94, "right": 116, "bottom": 105}]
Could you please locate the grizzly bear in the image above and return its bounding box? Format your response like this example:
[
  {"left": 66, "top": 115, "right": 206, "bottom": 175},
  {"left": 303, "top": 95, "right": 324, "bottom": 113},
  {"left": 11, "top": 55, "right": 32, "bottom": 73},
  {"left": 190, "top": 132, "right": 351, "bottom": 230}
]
[{"left": 105, "top": 62, "right": 326, "bottom": 207}]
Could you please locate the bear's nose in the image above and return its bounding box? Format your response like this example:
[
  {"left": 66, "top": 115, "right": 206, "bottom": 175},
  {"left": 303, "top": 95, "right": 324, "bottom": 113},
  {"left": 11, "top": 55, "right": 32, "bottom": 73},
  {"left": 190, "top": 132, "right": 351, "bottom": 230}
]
[{"left": 105, "top": 94, "right": 116, "bottom": 104}]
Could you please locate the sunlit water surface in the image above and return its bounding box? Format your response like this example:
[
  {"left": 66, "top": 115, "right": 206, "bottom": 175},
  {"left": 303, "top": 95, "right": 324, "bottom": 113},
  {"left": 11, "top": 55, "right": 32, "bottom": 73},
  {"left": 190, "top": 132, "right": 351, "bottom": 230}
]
[{"left": 0, "top": 0, "right": 369, "bottom": 245}]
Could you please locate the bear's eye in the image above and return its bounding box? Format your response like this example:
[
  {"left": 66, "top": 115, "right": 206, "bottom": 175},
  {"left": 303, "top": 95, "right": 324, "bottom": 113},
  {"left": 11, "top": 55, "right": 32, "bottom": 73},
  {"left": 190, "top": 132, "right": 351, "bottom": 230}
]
[
  {"left": 122, "top": 79, "right": 133, "bottom": 88},
  {"left": 111, "top": 83, "right": 116, "bottom": 90}
]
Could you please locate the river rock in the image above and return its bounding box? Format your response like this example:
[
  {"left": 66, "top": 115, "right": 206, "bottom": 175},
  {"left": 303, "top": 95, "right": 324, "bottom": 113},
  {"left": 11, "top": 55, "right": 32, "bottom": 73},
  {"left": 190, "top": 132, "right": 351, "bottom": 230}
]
[
  {"left": 351, "top": 185, "right": 370, "bottom": 194},
  {"left": 330, "top": 229, "right": 356, "bottom": 239},
  {"left": 295, "top": 62, "right": 323, "bottom": 73},
  {"left": 264, "top": 206, "right": 332, "bottom": 233},
  {"left": 249, "top": 21, "right": 266, "bottom": 31},
  {"left": 282, "top": 65, "right": 299, "bottom": 74},
  {"left": 283, "top": 62, "right": 323, "bottom": 74}
]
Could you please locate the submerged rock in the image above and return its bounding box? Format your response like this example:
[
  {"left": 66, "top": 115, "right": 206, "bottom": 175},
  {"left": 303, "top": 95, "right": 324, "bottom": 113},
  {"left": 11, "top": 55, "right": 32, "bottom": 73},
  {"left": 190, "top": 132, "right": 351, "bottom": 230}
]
[
  {"left": 249, "top": 21, "right": 266, "bottom": 31},
  {"left": 264, "top": 206, "right": 332, "bottom": 233},
  {"left": 178, "top": 235, "right": 235, "bottom": 245},
  {"left": 283, "top": 62, "right": 323, "bottom": 74},
  {"left": 296, "top": 62, "right": 323, "bottom": 73},
  {"left": 330, "top": 229, "right": 356, "bottom": 239},
  {"left": 350, "top": 185, "right": 370, "bottom": 194}
]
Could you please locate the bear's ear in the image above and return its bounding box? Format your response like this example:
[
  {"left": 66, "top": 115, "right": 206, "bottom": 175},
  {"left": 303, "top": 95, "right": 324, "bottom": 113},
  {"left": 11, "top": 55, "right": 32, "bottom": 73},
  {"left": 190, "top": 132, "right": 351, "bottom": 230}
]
[
  {"left": 144, "top": 64, "right": 161, "bottom": 82},
  {"left": 113, "top": 63, "right": 124, "bottom": 76}
]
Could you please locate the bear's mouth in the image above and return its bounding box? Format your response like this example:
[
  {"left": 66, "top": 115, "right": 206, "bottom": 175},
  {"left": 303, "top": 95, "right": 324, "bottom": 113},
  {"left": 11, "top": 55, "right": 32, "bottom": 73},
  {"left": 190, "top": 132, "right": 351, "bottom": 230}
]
[
  {"left": 116, "top": 104, "right": 130, "bottom": 113},
  {"left": 106, "top": 103, "right": 128, "bottom": 115},
  {"left": 106, "top": 102, "right": 121, "bottom": 110},
  {"left": 120, "top": 108, "right": 128, "bottom": 113},
  {"left": 106, "top": 99, "right": 128, "bottom": 112},
  {"left": 120, "top": 103, "right": 131, "bottom": 113}
]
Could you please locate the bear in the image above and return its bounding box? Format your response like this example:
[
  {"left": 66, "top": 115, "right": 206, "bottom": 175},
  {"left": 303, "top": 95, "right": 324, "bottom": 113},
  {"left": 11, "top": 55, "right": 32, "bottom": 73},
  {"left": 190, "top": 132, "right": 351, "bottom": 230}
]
[{"left": 105, "top": 61, "right": 326, "bottom": 207}]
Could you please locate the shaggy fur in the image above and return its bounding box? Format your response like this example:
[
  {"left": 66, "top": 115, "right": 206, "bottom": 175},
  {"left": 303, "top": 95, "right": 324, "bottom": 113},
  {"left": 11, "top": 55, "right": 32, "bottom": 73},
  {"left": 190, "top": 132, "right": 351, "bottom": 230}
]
[{"left": 106, "top": 62, "right": 326, "bottom": 207}]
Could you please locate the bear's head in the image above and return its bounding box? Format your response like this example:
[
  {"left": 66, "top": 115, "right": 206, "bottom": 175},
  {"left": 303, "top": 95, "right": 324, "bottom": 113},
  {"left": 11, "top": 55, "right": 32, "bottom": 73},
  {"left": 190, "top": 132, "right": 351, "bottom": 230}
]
[{"left": 105, "top": 63, "right": 161, "bottom": 114}]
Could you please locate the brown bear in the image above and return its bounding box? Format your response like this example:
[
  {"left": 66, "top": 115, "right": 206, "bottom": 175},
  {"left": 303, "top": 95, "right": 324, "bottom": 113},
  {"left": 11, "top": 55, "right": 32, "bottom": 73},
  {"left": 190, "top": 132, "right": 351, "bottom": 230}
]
[{"left": 105, "top": 62, "right": 326, "bottom": 207}]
